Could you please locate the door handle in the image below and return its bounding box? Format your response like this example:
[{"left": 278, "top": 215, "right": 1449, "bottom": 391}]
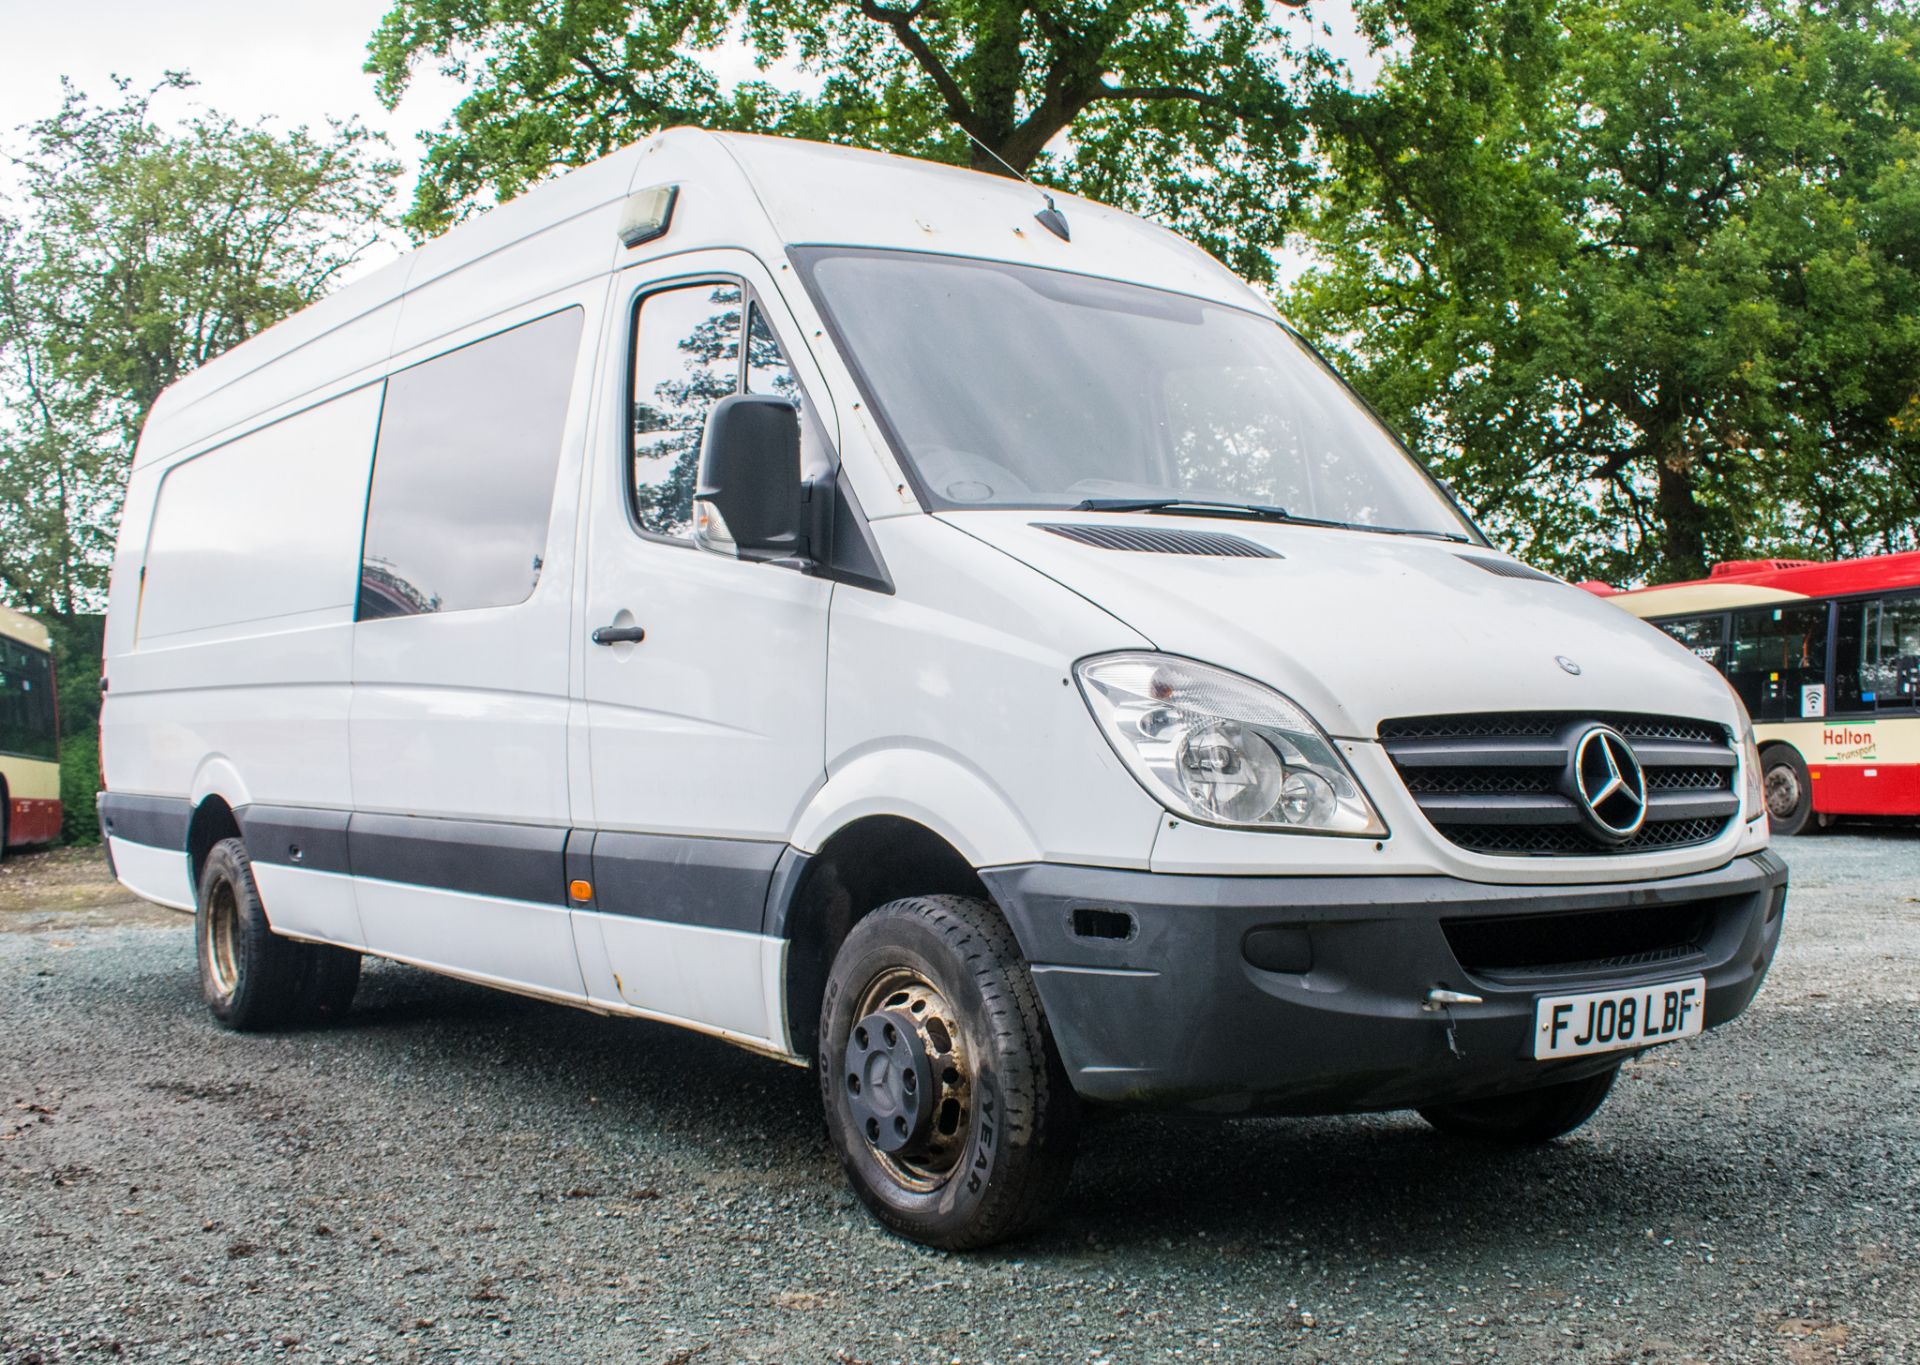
[{"left": 591, "top": 624, "right": 647, "bottom": 646}]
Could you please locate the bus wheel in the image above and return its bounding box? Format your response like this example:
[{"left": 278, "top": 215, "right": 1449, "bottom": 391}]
[
  {"left": 1761, "top": 744, "right": 1816, "bottom": 837},
  {"left": 195, "top": 837, "right": 311, "bottom": 1031},
  {"left": 818, "top": 895, "right": 1077, "bottom": 1250}
]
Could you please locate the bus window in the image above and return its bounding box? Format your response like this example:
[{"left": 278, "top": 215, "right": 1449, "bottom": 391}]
[
  {"left": 0, "top": 640, "right": 57, "bottom": 760},
  {"left": 1654, "top": 614, "right": 1727, "bottom": 667},
  {"left": 1835, "top": 593, "right": 1920, "bottom": 712},
  {"left": 1727, "top": 602, "right": 1828, "bottom": 721}
]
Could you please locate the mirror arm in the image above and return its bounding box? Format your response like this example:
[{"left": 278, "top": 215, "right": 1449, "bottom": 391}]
[{"left": 763, "top": 474, "right": 831, "bottom": 573}]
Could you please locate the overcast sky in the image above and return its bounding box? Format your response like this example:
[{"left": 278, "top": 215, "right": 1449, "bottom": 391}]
[{"left": 0, "top": 1, "right": 465, "bottom": 184}]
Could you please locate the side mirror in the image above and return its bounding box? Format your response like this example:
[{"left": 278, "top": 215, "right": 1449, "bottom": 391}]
[{"left": 694, "top": 393, "right": 806, "bottom": 562}]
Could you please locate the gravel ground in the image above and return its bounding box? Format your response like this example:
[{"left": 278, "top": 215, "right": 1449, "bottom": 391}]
[{"left": 1, "top": 833, "right": 1916, "bottom": 1364}]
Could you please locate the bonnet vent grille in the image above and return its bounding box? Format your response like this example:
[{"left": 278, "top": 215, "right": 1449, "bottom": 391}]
[
  {"left": 1457, "top": 553, "right": 1562, "bottom": 584},
  {"left": 1036, "top": 523, "right": 1283, "bottom": 558}
]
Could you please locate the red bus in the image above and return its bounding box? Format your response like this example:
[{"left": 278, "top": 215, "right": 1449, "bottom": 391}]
[
  {"left": 0, "top": 605, "right": 62, "bottom": 857},
  {"left": 1590, "top": 551, "right": 1920, "bottom": 834}
]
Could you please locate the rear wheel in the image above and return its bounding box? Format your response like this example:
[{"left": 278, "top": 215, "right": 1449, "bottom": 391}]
[
  {"left": 819, "top": 895, "right": 1077, "bottom": 1250},
  {"left": 1418, "top": 1065, "right": 1619, "bottom": 1144},
  {"left": 196, "top": 837, "right": 357, "bottom": 1030},
  {"left": 1762, "top": 744, "right": 1815, "bottom": 837}
]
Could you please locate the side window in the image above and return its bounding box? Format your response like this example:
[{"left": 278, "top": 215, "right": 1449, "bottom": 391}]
[
  {"left": 1726, "top": 602, "right": 1829, "bottom": 722},
  {"left": 0, "top": 642, "right": 56, "bottom": 760},
  {"left": 0, "top": 643, "right": 25, "bottom": 757},
  {"left": 359, "top": 307, "right": 584, "bottom": 620},
  {"left": 745, "top": 303, "right": 797, "bottom": 401},
  {"left": 631, "top": 284, "right": 744, "bottom": 538},
  {"left": 1654, "top": 614, "right": 1727, "bottom": 668},
  {"left": 1835, "top": 594, "right": 1920, "bottom": 712},
  {"left": 629, "top": 285, "right": 814, "bottom": 540}
]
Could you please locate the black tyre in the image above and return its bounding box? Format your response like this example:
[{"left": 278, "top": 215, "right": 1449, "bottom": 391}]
[
  {"left": 819, "top": 895, "right": 1077, "bottom": 1250},
  {"left": 1418, "top": 1065, "right": 1619, "bottom": 1144},
  {"left": 0, "top": 787, "right": 9, "bottom": 865},
  {"left": 1761, "top": 744, "right": 1815, "bottom": 837},
  {"left": 195, "top": 837, "right": 313, "bottom": 1031}
]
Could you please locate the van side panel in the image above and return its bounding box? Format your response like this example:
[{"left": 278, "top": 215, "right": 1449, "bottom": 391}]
[{"left": 107, "top": 387, "right": 379, "bottom": 810}]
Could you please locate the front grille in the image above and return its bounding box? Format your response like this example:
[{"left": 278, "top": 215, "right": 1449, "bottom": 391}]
[
  {"left": 1380, "top": 711, "right": 1739, "bottom": 857},
  {"left": 1443, "top": 899, "right": 1722, "bottom": 978}
]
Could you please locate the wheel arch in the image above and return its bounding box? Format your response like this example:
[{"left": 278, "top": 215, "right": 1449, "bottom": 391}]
[
  {"left": 186, "top": 794, "right": 244, "bottom": 895},
  {"left": 789, "top": 747, "right": 1043, "bottom": 869},
  {"left": 770, "top": 814, "right": 998, "bottom": 1062}
]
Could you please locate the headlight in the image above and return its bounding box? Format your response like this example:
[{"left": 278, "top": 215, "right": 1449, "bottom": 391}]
[
  {"left": 1076, "top": 653, "right": 1386, "bottom": 835},
  {"left": 1721, "top": 676, "right": 1765, "bottom": 823}
]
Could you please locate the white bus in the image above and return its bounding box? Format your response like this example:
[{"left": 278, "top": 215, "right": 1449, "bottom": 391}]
[{"left": 100, "top": 129, "right": 1784, "bottom": 1247}]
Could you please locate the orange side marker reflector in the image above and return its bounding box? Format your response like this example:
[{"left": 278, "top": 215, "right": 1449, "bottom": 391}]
[{"left": 569, "top": 879, "right": 593, "bottom": 903}]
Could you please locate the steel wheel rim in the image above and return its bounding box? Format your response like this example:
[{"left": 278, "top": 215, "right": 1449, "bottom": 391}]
[
  {"left": 205, "top": 878, "right": 240, "bottom": 998},
  {"left": 849, "top": 967, "right": 972, "bottom": 1192},
  {"left": 1764, "top": 763, "right": 1801, "bottom": 820}
]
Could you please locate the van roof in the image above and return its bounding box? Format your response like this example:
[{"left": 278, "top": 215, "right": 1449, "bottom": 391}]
[{"left": 135, "top": 128, "right": 1270, "bottom": 471}]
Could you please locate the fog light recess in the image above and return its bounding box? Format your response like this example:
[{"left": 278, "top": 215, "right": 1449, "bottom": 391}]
[
  {"left": 1070, "top": 907, "right": 1135, "bottom": 941},
  {"left": 1242, "top": 925, "right": 1313, "bottom": 974}
]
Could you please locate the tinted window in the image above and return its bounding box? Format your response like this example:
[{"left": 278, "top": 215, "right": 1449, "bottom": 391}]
[
  {"left": 0, "top": 639, "right": 57, "bottom": 760},
  {"left": 1835, "top": 594, "right": 1920, "bottom": 712},
  {"left": 1726, "top": 602, "right": 1828, "bottom": 721},
  {"left": 359, "top": 308, "right": 584, "bottom": 620},
  {"left": 1654, "top": 614, "right": 1728, "bottom": 668}
]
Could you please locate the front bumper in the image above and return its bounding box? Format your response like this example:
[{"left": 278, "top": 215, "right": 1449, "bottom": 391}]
[{"left": 981, "top": 849, "right": 1787, "bottom": 1114}]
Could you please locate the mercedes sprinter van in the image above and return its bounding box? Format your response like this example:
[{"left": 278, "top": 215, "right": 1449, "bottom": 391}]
[{"left": 98, "top": 129, "right": 1787, "bottom": 1248}]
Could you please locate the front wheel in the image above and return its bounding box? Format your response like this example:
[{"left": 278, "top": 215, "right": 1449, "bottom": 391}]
[
  {"left": 1418, "top": 1065, "right": 1619, "bottom": 1144},
  {"left": 819, "top": 895, "right": 1077, "bottom": 1250},
  {"left": 1762, "top": 744, "right": 1816, "bottom": 837}
]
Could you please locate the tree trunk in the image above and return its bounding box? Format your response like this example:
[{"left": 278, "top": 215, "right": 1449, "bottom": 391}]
[{"left": 1653, "top": 438, "right": 1709, "bottom": 582}]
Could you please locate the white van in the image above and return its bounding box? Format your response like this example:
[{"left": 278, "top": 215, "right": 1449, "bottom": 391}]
[{"left": 99, "top": 129, "right": 1787, "bottom": 1248}]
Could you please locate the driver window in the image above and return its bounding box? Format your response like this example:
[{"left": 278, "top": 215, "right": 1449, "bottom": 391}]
[
  {"left": 631, "top": 284, "right": 821, "bottom": 540},
  {"left": 631, "top": 283, "right": 743, "bottom": 538}
]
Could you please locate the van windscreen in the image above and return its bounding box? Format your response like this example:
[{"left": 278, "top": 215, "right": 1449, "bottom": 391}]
[{"left": 793, "top": 248, "right": 1474, "bottom": 539}]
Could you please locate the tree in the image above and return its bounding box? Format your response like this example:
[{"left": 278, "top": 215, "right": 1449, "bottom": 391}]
[
  {"left": 0, "top": 75, "right": 399, "bottom": 620},
  {"left": 365, "top": 0, "right": 1337, "bottom": 280},
  {"left": 1290, "top": 0, "right": 1920, "bottom": 584},
  {"left": 1, "top": 77, "right": 398, "bottom": 841}
]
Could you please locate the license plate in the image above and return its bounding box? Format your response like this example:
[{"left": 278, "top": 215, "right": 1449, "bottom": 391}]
[{"left": 1532, "top": 976, "right": 1706, "bottom": 1060}]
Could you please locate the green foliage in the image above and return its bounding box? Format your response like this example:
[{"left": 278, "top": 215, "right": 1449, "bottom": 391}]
[
  {"left": 365, "top": 0, "right": 1333, "bottom": 280},
  {"left": 1290, "top": 0, "right": 1920, "bottom": 583},
  {"left": 45, "top": 613, "right": 104, "bottom": 746},
  {"left": 0, "top": 75, "right": 400, "bottom": 620},
  {"left": 59, "top": 734, "right": 100, "bottom": 846}
]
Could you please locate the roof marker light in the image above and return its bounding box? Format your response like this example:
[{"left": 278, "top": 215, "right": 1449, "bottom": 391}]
[{"left": 618, "top": 184, "right": 678, "bottom": 248}]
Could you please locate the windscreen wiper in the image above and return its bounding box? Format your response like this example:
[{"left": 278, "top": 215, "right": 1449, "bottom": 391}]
[{"left": 1070, "top": 497, "right": 1472, "bottom": 543}]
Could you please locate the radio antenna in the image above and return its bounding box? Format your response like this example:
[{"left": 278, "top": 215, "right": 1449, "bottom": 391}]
[{"left": 960, "top": 126, "right": 1071, "bottom": 242}]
